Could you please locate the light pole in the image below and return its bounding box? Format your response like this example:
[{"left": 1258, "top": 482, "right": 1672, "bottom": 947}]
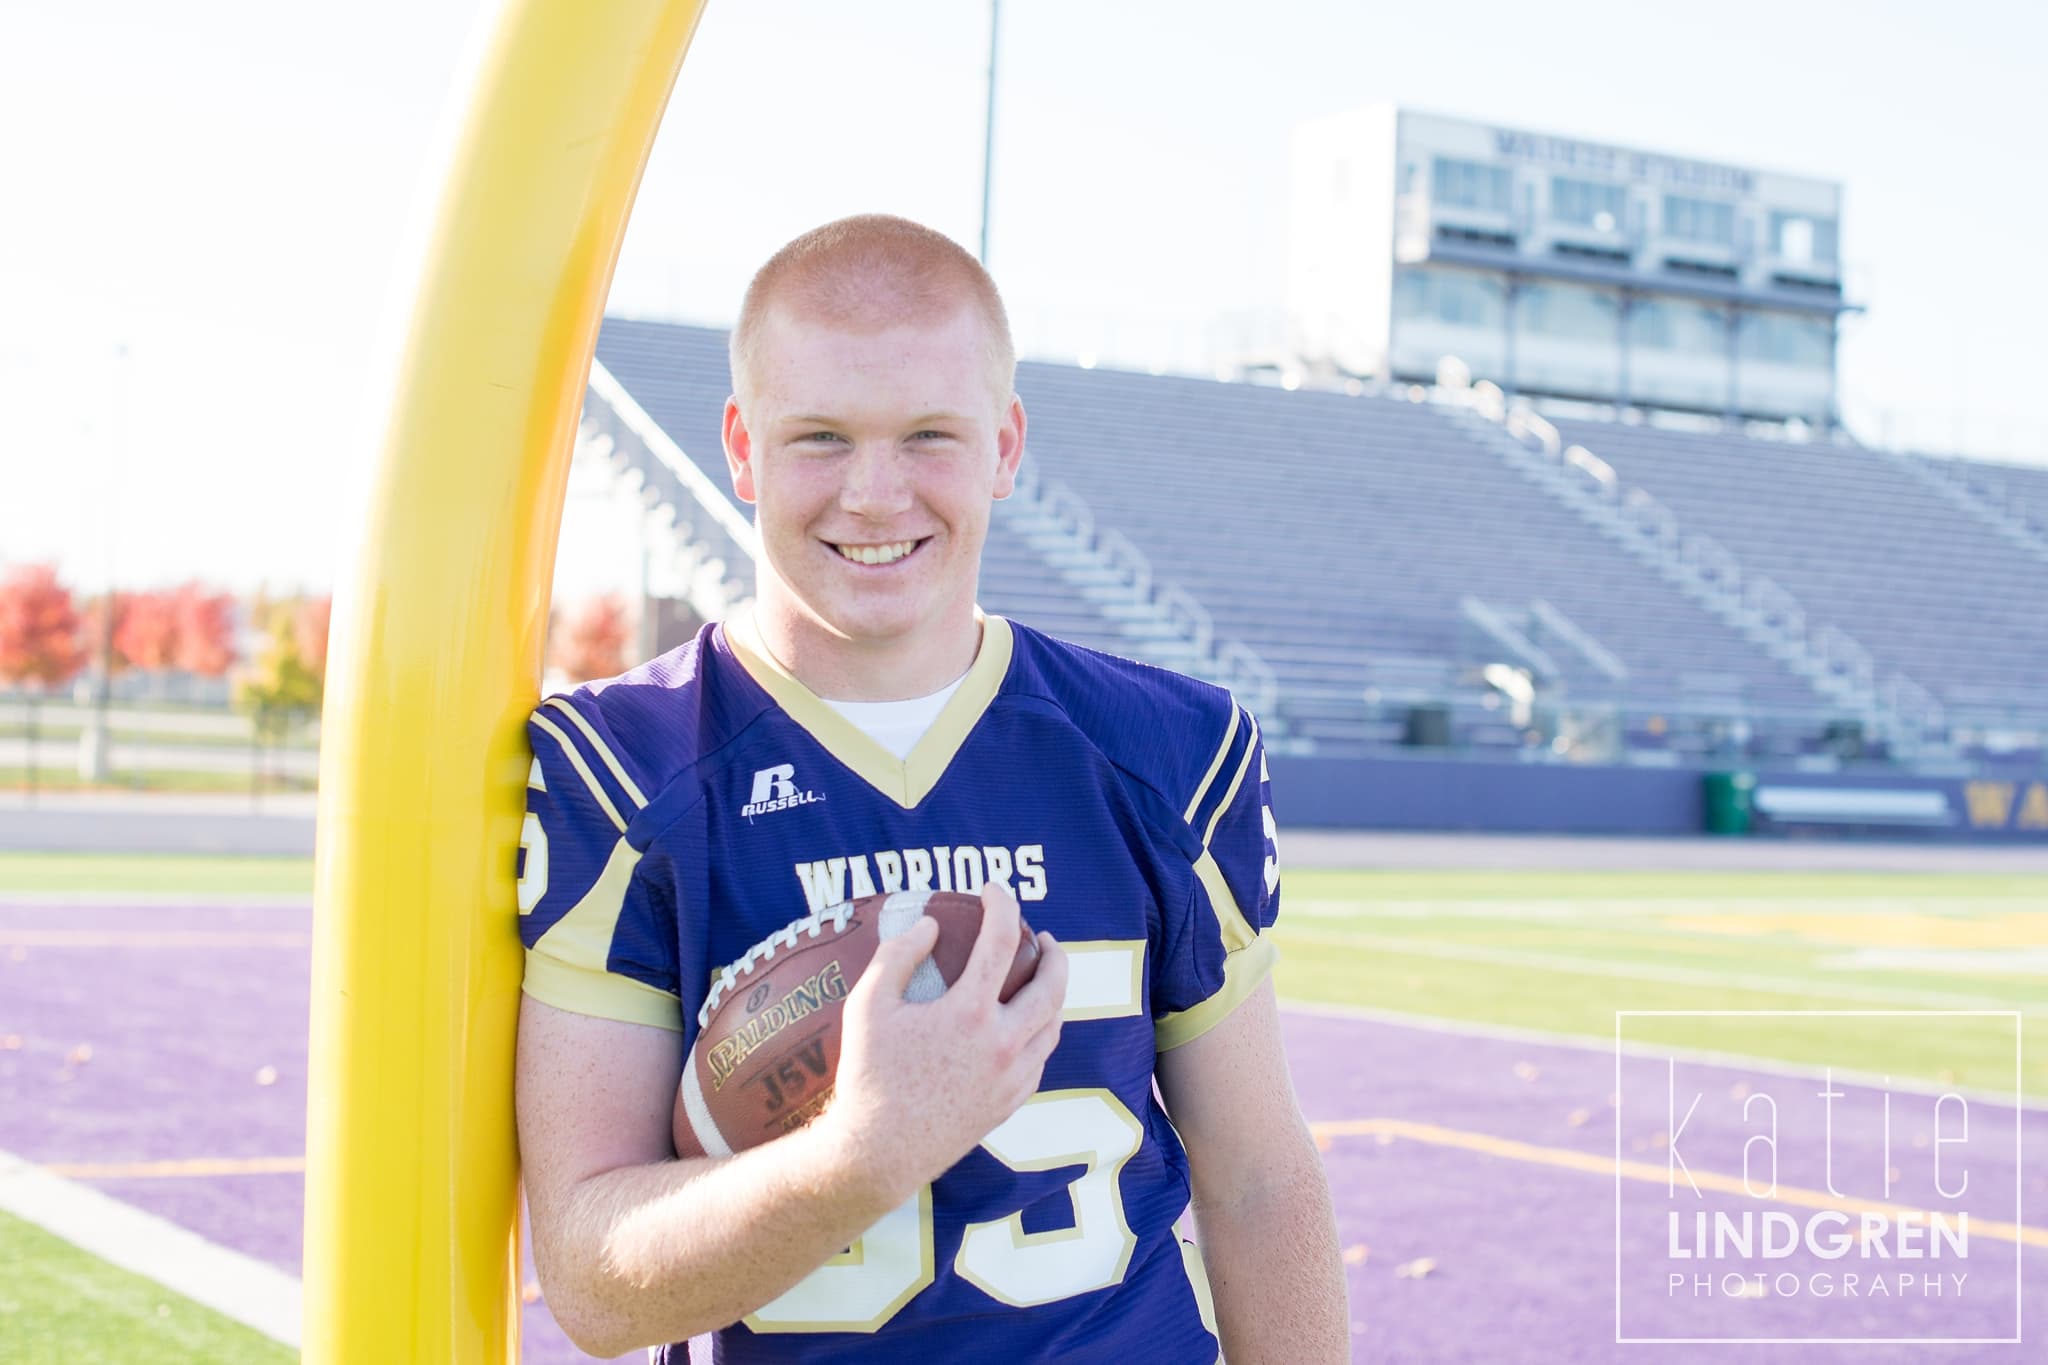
[
  {"left": 79, "top": 343, "right": 127, "bottom": 784},
  {"left": 978, "top": 0, "right": 1000, "bottom": 266}
]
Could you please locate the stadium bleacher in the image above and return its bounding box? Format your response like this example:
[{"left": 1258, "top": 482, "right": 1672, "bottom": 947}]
[
  {"left": 590, "top": 317, "right": 2047, "bottom": 764},
  {"left": 1014, "top": 362, "right": 1825, "bottom": 752},
  {"left": 1551, "top": 421, "right": 2048, "bottom": 726},
  {"left": 1938, "top": 454, "right": 2048, "bottom": 546}
]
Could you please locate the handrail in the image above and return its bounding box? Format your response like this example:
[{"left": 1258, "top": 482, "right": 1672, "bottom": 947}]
[
  {"left": 1880, "top": 673, "right": 1947, "bottom": 740},
  {"left": 1680, "top": 533, "right": 1741, "bottom": 598},
  {"left": 1506, "top": 404, "right": 1561, "bottom": 457},
  {"left": 1620, "top": 487, "right": 1676, "bottom": 548},
  {"left": 1470, "top": 379, "right": 1507, "bottom": 422},
  {"left": 1040, "top": 479, "right": 1096, "bottom": 548},
  {"left": 1528, "top": 598, "right": 1629, "bottom": 681},
  {"left": 1564, "top": 445, "right": 1619, "bottom": 498},
  {"left": 573, "top": 423, "right": 750, "bottom": 622},
  {"left": 587, "top": 360, "right": 757, "bottom": 556},
  {"left": 1742, "top": 575, "right": 1805, "bottom": 642},
  {"left": 1459, "top": 596, "right": 1561, "bottom": 680},
  {"left": 1810, "top": 624, "right": 1874, "bottom": 694},
  {"left": 1097, "top": 529, "right": 1153, "bottom": 603},
  {"left": 1156, "top": 584, "right": 1215, "bottom": 659},
  {"left": 1011, "top": 460, "right": 1275, "bottom": 721},
  {"left": 1217, "top": 640, "right": 1278, "bottom": 718}
]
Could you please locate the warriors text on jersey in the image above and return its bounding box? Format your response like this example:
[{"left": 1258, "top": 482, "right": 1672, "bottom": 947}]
[{"left": 517, "top": 610, "right": 1282, "bottom": 1363}]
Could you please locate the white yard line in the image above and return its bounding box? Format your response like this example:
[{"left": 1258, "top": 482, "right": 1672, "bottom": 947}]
[{"left": 0, "top": 1147, "right": 299, "bottom": 1346}]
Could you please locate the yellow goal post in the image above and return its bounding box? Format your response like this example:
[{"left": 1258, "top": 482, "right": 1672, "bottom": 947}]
[{"left": 304, "top": 2, "right": 710, "bottom": 1358}]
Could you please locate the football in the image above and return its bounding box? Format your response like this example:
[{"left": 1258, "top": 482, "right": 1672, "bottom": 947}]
[{"left": 673, "top": 888, "right": 1040, "bottom": 1159}]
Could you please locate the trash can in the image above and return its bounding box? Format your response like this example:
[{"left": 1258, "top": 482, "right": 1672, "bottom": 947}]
[
  {"left": 1702, "top": 771, "right": 1756, "bottom": 836},
  {"left": 1402, "top": 703, "right": 1452, "bottom": 748}
]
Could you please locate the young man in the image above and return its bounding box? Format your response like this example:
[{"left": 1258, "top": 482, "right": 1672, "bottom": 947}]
[{"left": 515, "top": 215, "right": 1347, "bottom": 1361}]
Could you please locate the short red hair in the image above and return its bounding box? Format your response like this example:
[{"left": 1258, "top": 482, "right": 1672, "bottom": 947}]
[{"left": 729, "top": 214, "right": 1015, "bottom": 406}]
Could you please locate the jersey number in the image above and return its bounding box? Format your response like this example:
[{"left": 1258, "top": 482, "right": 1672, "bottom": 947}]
[
  {"left": 744, "top": 1089, "right": 1143, "bottom": 1333},
  {"left": 516, "top": 812, "right": 548, "bottom": 914}
]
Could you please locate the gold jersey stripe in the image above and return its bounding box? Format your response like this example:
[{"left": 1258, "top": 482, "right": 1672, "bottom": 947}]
[
  {"left": 543, "top": 695, "right": 648, "bottom": 809},
  {"left": 1181, "top": 705, "right": 1241, "bottom": 824},
  {"left": 1200, "top": 711, "right": 1260, "bottom": 850},
  {"left": 531, "top": 712, "right": 627, "bottom": 833},
  {"left": 1192, "top": 848, "right": 1258, "bottom": 953},
  {"left": 522, "top": 837, "right": 681, "bottom": 1031},
  {"left": 521, "top": 956, "right": 684, "bottom": 1032},
  {"left": 1155, "top": 937, "right": 1278, "bottom": 1051}
]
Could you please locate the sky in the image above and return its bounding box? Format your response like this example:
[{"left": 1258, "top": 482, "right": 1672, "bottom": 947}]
[{"left": 3, "top": 0, "right": 2045, "bottom": 597}]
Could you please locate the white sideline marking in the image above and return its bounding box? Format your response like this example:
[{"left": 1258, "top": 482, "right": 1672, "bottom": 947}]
[
  {"left": 1278, "top": 999, "right": 2048, "bottom": 1113},
  {"left": 0, "top": 1146, "right": 300, "bottom": 1346}
]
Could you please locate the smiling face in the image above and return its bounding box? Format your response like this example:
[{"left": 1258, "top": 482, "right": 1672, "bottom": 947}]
[{"left": 722, "top": 301, "right": 1025, "bottom": 699}]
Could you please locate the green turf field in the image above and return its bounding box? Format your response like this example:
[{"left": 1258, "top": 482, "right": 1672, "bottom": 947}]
[
  {"left": 0, "top": 1209, "right": 293, "bottom": 1364},
  {"left": 1271, "top": 868, "right": 2048, "bottom": 1096}
]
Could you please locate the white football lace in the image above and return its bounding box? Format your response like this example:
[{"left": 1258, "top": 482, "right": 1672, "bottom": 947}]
[{"left": 697, "top": 901, "right": 856, "bottom": 1029}]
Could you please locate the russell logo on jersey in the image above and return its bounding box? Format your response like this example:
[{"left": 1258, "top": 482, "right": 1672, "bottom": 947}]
[{"left": 741, "top": 763, "right": 826, "bottom": 821}]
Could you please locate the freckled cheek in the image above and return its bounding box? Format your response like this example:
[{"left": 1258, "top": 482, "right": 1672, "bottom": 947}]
[{"left": 757, "top": 470, "right": 842, "bottom": 528}]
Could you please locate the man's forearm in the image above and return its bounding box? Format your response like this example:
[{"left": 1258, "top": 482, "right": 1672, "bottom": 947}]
[
  {"left": 1193, "top": 1158, "right": 1349, "bottom": 1363},
  {"left": 539, "top": 1119, "right": 901, "bottom": 1356}
]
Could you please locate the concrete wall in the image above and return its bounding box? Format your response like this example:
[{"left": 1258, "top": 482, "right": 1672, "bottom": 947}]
[
  {"left": 1269, "top": 753, "right": 2048, "bottom": 842},
  {"left": 1270, "top": 753, "right": 1701, "bottom": 835}
]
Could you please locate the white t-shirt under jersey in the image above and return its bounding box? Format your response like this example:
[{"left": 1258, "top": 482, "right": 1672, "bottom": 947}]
[{"left": 821, "top": 674, "right": 967, "bottom": 760}]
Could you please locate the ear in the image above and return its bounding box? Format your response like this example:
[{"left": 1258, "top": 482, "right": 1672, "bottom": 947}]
[
  {"left": 990, "top": 395, "right": 1026, "bottom": 501},
  {"left": 722, "top": 396, "right": 758, "bottom": 505}
]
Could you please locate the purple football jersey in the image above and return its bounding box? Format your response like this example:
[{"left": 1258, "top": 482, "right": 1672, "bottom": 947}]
[{"left": 518, "top": 611, "right": 1280, "bottom": 1362}]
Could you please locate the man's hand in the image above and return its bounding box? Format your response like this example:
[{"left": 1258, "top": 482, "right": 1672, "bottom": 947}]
[
  {"left": 818, "top": 879, "right": 1069, "bottom": 1207},
  {"left": 519, "top": 883, "right": 1067, "bottom": 1355}
]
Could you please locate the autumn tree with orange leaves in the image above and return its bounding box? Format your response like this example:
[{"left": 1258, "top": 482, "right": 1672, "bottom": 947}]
[
  {"left": 0, "top": 564, "right": 89, "bottom": 793},
  {"left": 172, "top": 583, "right": 237, "bottom": 678},
  {"left": 79, "top": 582, "right": 238, "bottom": 695},
  {"left": 295, "top": 594, "right": 331, "bottom": 685},
  {"left": 549, "top": 594, "right": 633, "bottom": 683},
  {"left": 112, "top": 590, "right": 177, "bottom": 671}
]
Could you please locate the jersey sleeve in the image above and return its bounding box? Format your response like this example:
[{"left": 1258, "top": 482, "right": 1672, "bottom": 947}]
[
  {"left": 1153, "top": 703, "right": 1282, "bottom": 1051},
  {"left": 516, "top": 697, "right": 682, "bottom": 1032}
]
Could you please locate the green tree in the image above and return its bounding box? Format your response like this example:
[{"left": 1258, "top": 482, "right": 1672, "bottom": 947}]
[{"left": 233, "top": 603, "right": 322, "bottom": 794}]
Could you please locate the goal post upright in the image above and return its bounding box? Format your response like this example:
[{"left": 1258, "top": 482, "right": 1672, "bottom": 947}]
[{"left": 303, "top": 2, "right": 710, "bottom": 1359}]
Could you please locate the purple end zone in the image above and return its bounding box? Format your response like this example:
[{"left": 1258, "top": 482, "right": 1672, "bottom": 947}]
[
  {"left": 4, "top": 895, "right": 2042, "bottom": 1362},
  {"left": 1283, "top": 1009, "right": 2046, "bottom": 1362},
  {"left": 0, "top": 896, "right": 636, "bottom": 1363}
]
